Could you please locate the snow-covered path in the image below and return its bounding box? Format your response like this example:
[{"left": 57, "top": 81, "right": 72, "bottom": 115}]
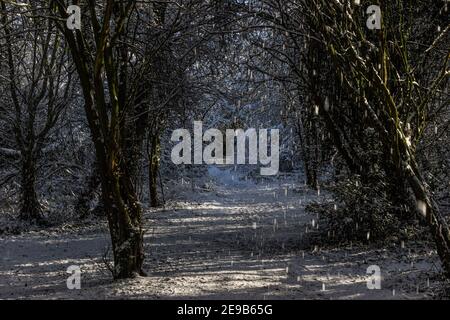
[{"left": 0, "top": 167, "right": 444, "bottom": 299}]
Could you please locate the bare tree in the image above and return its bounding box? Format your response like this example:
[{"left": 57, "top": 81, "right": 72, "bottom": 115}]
[
  {"left": 49, "top": 0, "right": 151, "bottom": 278},
  {"left": 294, "top": 0, "right": 450, "bottom": 276},
  {"left": 0, "top": 0, "right": 72, "bottom": 222}
]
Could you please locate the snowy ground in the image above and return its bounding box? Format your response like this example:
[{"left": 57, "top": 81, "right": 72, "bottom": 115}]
[{"left": 0, "top": 166, "right": 447, "bottom": 299}]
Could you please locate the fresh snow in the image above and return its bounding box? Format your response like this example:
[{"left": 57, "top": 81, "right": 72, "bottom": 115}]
[{"left": 0, "top": 167, "right": 444, "bottom": 299}]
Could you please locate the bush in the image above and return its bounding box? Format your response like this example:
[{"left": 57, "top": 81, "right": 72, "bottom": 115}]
[{"left": 307, "top": 174, "right": 424, "bottom": 244}]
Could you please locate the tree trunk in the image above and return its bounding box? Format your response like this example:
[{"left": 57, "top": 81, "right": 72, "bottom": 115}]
[
  {"left": 20, "top": 151, "right": 41, "bottom": 221},
  {"left": 148, "top": 134, "right": 161, "bottom": 208},
  {"left": 390, "top": 127, "right": 450, "bottom": 277},
  {"left": 403, "top": 159, "right": 450, "bottom": 277},
  {"left": 305, "top": 163, "right": 318, "bottom": 190},
  {"left": 295, "top": 112, "right": 319, "bottom": 190},
  {"left": 75, "top": 162, "right": 101, "bottom": 219},
  {"left": 52, "top": 0, "right": 147, "bottom": 280},
  {"left": 100, "top": 160, "right": 146, "bottom": 279},
  {"left": 303, "top": 127, "right": 319, "bottom": 190}
]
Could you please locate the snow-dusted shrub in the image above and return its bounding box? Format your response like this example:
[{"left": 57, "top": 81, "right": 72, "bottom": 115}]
[{"left": 307, "top": 175, "right": 424, "bottom": 244}]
